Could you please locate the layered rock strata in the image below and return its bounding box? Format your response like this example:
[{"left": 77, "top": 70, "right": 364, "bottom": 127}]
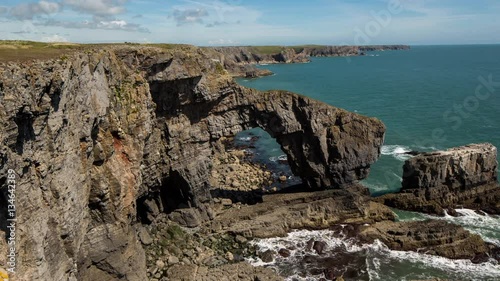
[
  {"left": 358, "top": 220, "right": 497, "bottom": 262},
  {"left": 378, "top": 143, "right": 500, "bottom": 214},
  {"left": 207, "top": 184, "right": 396, "bottom": 238},
  {"left": 0, "top": 45, "right": 385, "bottom": 280}
]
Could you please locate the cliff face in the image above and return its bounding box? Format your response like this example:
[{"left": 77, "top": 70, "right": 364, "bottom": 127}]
[
  {"left": 379, "top": 143, "right": 500, "bottom": 214},
  {"left": 402, "top": 143, "right": 497, "bottom": 190},
  {"left": 206, "top": 45, "right": 410, "bottom": 77},
  {"left": 0, "top": 46, "right": 385, "bottom": 280},
  {"left": 301, "top": 46, "right": 359, "bottom": 57},
  {"left": 358, "top": 45, "right": 410, "bottom": 52}
]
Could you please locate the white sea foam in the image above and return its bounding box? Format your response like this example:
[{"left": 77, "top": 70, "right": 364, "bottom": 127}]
[
  {"left": 392, "top": 172, "right": 403, "bottom": 182},
  {"left": 441, "top": 209, "right": 500, "bottom": 246},
  {"left": 362, "top": 182, "right": 391, "bottom": 193},
  {"left": 269, "top": 154, "right": 288, "bottom": 162},
  {"left": 372, "top": 240, "right": 500, "bottom": 279},
  {"left": 278, "top": 155, "right": 287, "bottom": 161},
  {"left": 248, "top": 229, "right": 500, "bottom": 281},
  {"left": 238, "top": 136, "right": 252, "bottom": 141},
  {"left": 381, "top": 145, "right": 412, "bottom": 161},
  {"left": 398, "top": 208, "right": 500, "bottom": 247},
  {"left": 415, "top": 145, "right": 438, "bottom": 151}
]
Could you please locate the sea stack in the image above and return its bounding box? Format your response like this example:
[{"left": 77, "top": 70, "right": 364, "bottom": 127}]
[{"left": 379, "top": 143, "right": 500, "bottom": 214}]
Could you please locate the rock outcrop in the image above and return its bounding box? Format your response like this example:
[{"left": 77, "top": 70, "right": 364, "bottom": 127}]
[
  {"left": 167, "top": 263, "right": 283, "bottom": 281},
  {"left": 208, "top": 184, "right": 395, "bottom": 239},
  {"left": 378, "top": 143, "right": 500, "bottom": 214},
  {"left": 300, "top": 46, "right": 359, "bottom": 57},
  {"left": 0, "top": 45, "right": 385, "bottom": 280},
  {"left": 358, "top": 220, "right": 497, "bottom": 262},
  {"left": 358, "top": 45, "right": 411, "bottom": 52}
]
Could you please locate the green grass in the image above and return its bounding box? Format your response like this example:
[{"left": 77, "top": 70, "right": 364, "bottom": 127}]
[
  {"left": 0, "top": 40, "right": 84, "bottom": 62},
  {"left": 0, "top": 40, "right": 193, "bottom": 63},
  {"left": 144, "top": 43, "right": 191, "bottom": 50},
  {"left": 290, "top": 44, "right": 327, "bottom": 53},
  {"left": 247, "top": 46, "right": 286, "bottom": 54},
  {"left": 245, "top": 45, "right": 328, "bottom": 54}
]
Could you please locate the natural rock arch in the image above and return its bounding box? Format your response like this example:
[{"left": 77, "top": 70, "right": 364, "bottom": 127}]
[{"left": 143, "top": 51, "right": 385, "bottom": 212}]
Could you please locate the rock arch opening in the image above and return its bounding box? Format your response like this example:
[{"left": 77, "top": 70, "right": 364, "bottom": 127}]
[{"left": 235, "top": 127, "right": 302, "bottom": 190}]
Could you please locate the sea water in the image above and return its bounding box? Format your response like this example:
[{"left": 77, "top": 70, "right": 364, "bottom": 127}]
[{"left": 236, "top": 45, "right": 500, "bottom": 280}]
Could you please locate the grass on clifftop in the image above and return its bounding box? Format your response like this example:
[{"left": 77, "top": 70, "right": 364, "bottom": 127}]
[
  {"left": 245, "top": 45, "right": 327, "bottom": 54},
  {"left": 0, "top": 40, "right": 192, "bottom": 62},
  {"left": 0, "top": 40, "right": 83, "bottom": 62}
]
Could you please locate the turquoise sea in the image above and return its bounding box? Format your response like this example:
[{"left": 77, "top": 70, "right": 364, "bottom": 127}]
[{"left": 236, "top": 45, "right": 500, "bottom": 280}]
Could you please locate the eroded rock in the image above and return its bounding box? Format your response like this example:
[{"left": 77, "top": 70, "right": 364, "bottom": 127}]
[
  {"left": 378, "top": 143, "right": 500, "bottom": 214},
  {"left": 358, "top": 220, "right": 497, "bottom": 261}
]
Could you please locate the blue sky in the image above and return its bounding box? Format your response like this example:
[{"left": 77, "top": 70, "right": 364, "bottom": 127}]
[{"left": 0, "top": 0, "right": 499, "bottom": 45}]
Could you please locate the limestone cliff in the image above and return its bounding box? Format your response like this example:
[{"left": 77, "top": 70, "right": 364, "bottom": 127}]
[
  {"left": 205, "top": 45, "right": 410, "bottom": 77},
  {"left": 0, "top": 45, "right": 385, "bottom": 280},
  {"left": 378, "top": 143, "right": 500, "bottom": 214}
]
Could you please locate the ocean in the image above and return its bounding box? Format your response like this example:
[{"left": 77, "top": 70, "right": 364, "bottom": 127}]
[{"left": 235, "top": 45, "right": 500, "bottom": 280}]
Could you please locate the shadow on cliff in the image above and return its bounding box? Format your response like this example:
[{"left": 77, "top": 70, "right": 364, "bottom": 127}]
[
  {"left": 0, "top": 177, "right": 8, "bottom": 235},
  {"left": 210, "top": 188, "right": 264, "bottom": 205},
  {"left": 136, "top": 170, "right": 194, "bottom": 224},
  {"left": 210, "top": 183, "right": 316, "bottom": 205}
]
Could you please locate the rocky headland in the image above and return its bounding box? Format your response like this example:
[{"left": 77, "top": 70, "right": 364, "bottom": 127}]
[
  {"left": 204, "top": 45, "right": 410, "bottom": 77},
  {"left": 0, "top": 43, "right": 496, "bottom": 281}
]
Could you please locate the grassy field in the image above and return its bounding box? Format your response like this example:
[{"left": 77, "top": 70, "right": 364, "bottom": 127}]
[
  {"left": 247, "top": 45, "right": 327, "bottom": 54},
  {"left": 0, "top": 40, "right": 84, "bottom": 62}
]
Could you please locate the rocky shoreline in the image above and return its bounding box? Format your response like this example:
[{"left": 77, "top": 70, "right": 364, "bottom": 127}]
[
  {"left": 0, "top": 44, "right": 498, "bottom": 281},
  {"left": 204, "top": 45, "right": 410, "bottom": 77}
]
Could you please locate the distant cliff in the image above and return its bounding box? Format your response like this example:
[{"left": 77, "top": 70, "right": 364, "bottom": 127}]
[{"left": 205, "top": 45, "right": 410, "bottom": 77}]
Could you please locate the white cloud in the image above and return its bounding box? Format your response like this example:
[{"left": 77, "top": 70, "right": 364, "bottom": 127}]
[
  {"left": 181, "top": 0, "right": 261, "bottom": 26},
  {"left": 172, "top": 8, "right": 209, "bottom": 26},
  {"left": 98, "top": 20, "right": 127, "bottom": 28},
  {"left": 41, "top": 34, "right": 68, "bottom": 42},
  {"left": 9, "top": 1, "right": 61, "bottom": 20},
  {"left": 63, "top": 0, "right": 127, "bottom": 16},
  {"left": 40, "top": 18, "right": 149, "bottom": 32}
]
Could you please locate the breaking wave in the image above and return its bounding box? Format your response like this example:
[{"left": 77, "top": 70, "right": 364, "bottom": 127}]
[
  {"left": 247, "top": 229, "right": 500, "bottom": 281},
  {"left": 381, "top": 145, "right": 412, "bottom": 161}
]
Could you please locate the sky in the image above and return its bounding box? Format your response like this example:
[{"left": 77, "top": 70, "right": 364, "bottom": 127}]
[{"left": 0, "top": 0, "right": 499, "bottom": 46}]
